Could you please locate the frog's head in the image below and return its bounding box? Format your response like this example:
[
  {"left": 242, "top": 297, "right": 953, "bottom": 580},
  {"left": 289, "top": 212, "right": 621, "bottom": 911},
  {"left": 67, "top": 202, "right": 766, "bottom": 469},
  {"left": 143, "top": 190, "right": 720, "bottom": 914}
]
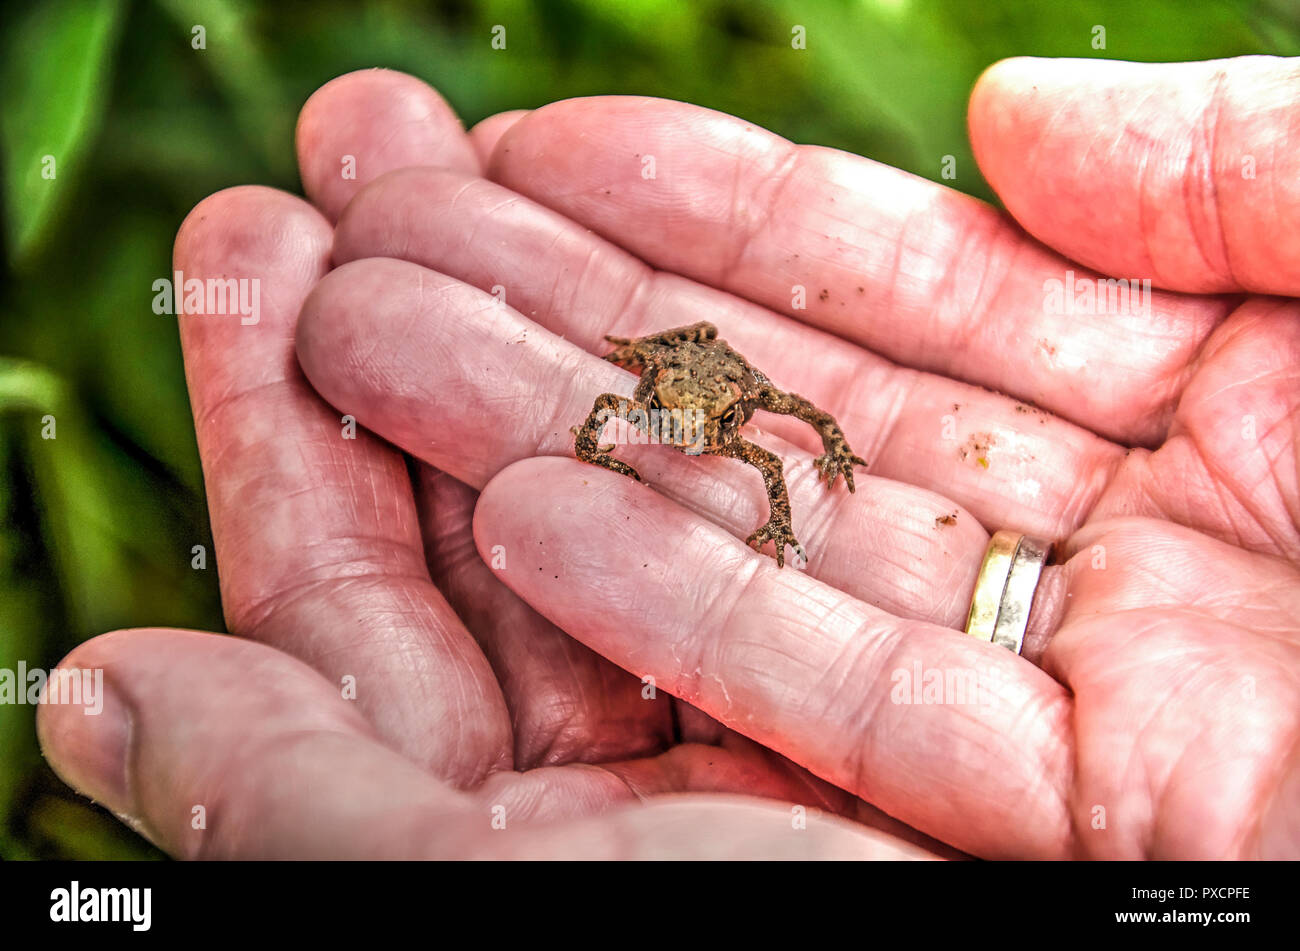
[{"left": 650, "top": 369, "right": 748, "bottom": 453}]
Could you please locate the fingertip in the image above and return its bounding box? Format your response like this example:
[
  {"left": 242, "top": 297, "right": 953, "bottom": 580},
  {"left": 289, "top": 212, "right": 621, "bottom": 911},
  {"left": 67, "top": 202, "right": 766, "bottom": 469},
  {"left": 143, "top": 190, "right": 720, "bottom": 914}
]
[
  {"left": 174, "top": 185, "right": 332, "bottom": 275},
  {"left": 296, "top": 68, "right": 480, "bottom": 222},
  {"left": 293, "top": 257, "right": 385, "bottom": 393},
  {"left": 469, "top": 109, "right": 530, "bottom": 166},
  {"left": 36, "top": 629, "right": 205, "bottom": 820},
  {"left": 967, "top": 57, "right": 1058, "bottom": 188},
  {"left": 332, "top": 165, "right": 483, "bottom": 266},
  {"left": 472, "top": 455, "right": 569, "bottom": 544}
]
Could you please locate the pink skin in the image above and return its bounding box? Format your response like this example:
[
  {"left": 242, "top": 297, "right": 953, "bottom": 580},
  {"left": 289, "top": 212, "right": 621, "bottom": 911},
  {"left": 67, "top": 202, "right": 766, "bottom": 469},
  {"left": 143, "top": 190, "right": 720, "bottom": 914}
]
[{"left": 38, "top": 59, "right": 1300, "bottom": 859}]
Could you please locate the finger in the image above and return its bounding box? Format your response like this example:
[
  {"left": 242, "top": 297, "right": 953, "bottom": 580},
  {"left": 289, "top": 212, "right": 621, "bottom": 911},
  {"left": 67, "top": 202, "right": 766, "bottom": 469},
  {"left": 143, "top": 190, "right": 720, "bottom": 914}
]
[
  {"left": 296, "top": 69, "right": 480, "bottom": 221},
  {"left": 37, "top": 629, "right": 932, "bottom": 859},
  {"left": 175, "top": 188, "right": 510, "bottom": 775},
  {"left": 414, "top": 463, "right": 951, "bottom": 850},
  {"left": 970, "top": 56, "right": 1300, "bottom": 295},
  {"left": 480, "top": 96, "right": 1226, "bottom": 445},
  {"left": 413, "top": 464, "right": 675, "bottom": 766},
  {"left": 473, "top": 457, "right": 1075, "bottom": 859},
  {"left": 332, "top": 177, "right": 1125, "bottom": 539},
  {"left": 296, "top": 256, "right": 994, "bottom": 628},
  {"left": 468, "top": 109, "right": 529, "bottom": 166}
]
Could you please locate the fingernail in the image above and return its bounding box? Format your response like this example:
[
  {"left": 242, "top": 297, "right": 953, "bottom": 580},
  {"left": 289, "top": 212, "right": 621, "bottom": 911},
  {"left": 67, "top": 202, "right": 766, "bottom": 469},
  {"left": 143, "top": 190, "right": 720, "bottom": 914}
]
[{"left": 37, "top": 669, "right": 133, "bottom": 812}]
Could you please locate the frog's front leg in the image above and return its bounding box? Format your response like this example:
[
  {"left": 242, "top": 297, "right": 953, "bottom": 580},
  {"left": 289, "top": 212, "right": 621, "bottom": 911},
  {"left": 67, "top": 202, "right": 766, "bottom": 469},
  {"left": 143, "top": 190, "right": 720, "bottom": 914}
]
[
  {"left": 755, "top": 386, "right": 868, "bottom": 492},
  {"left": 715, "top": 437, "right": 805, "bottom": 568},
  {"left": 603, "top": 321, "right": 718, "bottom": 370},
  {"left": 572, "top": 393, "right": 645, "bottom": 482}
]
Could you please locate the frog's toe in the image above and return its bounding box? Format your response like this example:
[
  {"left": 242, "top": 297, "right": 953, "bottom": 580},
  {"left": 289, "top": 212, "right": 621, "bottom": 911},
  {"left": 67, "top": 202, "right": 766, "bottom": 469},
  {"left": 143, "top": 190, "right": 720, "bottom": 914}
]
[
  {"left": 746, "top": 523, "right": 804, "bottom": 568},
  {"left": 813, "top": 453, "right": 840, "bottom": 488},
  {"left": 815, "top": 448, "right": 867, "bottom": 493}
]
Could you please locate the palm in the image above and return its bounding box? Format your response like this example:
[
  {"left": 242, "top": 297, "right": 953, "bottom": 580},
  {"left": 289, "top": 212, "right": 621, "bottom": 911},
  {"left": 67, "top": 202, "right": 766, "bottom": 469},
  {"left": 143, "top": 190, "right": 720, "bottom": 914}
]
[{"left": 41, "top": 61, "right": 1299, "bottom": 859}]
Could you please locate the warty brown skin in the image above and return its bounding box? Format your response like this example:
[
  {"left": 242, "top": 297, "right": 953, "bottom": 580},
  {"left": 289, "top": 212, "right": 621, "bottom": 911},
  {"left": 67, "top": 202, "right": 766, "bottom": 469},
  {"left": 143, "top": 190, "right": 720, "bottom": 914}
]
[{"left": 572, "top": 321, "right": 867, "bottom": 566}]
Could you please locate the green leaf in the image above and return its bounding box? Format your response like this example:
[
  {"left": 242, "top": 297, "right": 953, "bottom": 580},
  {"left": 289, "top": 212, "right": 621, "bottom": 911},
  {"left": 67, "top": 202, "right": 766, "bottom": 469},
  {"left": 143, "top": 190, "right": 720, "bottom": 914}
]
[
  {"left": 153, "top": 0, "right": 295, "bottom": 182},
  {"left": 0, "top": 0, "right": 125, "bottom": 263},
  {"left": 0, "top": 418, "right": 49, "bottom": 859}
]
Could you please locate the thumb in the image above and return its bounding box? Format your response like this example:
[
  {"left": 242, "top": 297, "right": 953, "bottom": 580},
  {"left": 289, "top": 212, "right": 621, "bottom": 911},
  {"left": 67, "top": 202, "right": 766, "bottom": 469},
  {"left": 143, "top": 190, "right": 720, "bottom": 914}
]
[{"left": 969, "top": 55, "right": 1300, "bottom": 295}]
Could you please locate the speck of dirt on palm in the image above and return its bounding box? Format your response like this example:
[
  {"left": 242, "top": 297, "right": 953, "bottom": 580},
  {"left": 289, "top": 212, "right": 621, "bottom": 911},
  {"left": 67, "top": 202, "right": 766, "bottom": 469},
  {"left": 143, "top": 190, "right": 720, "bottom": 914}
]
[{"left": 960, "top": 431, "right": 995, "bottom": 469}]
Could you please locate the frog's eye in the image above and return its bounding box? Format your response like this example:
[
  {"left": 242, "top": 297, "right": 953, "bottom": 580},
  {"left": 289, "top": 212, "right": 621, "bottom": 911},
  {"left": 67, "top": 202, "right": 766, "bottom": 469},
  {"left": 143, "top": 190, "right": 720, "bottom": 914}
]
[{"left": 721, "top": 406, "right": 739, "bottom": 427}]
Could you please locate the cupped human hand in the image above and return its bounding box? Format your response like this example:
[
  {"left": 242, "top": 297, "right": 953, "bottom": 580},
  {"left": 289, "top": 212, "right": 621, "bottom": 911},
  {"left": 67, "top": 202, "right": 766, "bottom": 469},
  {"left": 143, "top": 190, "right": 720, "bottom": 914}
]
[
  {"left": 41, "top": 57, "right": 1300, "bottom": 859},
  {"left": 33, "top": 70, "right": 942, "bottom": 860},
  {"left": 295, "top": 57, "right": 1300, "bottom": 859}
]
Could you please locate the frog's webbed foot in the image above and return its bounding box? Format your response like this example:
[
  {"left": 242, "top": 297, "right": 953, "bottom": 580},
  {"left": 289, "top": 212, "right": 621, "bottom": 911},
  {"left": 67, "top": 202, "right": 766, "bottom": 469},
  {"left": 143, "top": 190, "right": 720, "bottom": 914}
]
[
  {"left": 814, "top": 441, "right": 869, "bottom": 492},
  {"left": 572, "top": 393, "right": 643, "bottom": 482},
  {"left": 745, "top": 519, "right": 806, "bottom": 569}
]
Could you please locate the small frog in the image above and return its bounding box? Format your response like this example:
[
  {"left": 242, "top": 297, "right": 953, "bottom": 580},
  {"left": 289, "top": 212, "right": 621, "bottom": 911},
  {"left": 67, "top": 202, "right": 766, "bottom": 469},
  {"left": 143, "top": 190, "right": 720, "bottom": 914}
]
[{"left": 572, "top": 321, "right": 867, "bottom": 566}]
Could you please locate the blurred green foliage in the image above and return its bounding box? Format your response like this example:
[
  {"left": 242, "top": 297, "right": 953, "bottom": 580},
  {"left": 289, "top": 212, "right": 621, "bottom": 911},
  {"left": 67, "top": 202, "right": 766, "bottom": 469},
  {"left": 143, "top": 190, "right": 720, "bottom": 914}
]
[{"left": 0, "top": 0, "right": 1296, "bottom": 859}]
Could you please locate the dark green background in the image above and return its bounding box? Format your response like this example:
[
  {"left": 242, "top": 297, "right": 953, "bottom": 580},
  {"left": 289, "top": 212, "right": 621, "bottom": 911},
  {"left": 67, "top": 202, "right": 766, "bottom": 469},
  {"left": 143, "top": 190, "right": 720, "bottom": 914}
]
[{"left": 1, "top": 0, "right": 1296, "bottom": 859}]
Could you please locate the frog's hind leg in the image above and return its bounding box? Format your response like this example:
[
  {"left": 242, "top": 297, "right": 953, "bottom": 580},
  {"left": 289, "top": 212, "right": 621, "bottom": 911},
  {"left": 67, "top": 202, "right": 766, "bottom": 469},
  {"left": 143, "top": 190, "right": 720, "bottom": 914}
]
[
  {"left": 603, "top": 321, "right": 718, "bottom": 369},
  {"left": 714, "top": 437, "right": 805, "bottom": 568},
  {"left": 572, "top": 393, "right": 644, "bottom": 482}
]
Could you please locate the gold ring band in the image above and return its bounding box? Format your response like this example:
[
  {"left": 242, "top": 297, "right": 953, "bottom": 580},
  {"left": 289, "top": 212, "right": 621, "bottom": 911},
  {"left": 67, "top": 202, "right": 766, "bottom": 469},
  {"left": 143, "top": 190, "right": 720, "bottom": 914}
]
[{"left": 964, "top": 531, "right": 1052, "bottom": 654}]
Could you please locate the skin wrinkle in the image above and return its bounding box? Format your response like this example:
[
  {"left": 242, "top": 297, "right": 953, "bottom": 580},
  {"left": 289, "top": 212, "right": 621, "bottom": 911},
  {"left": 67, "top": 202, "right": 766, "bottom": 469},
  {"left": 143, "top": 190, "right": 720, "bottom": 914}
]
[
  {"left": 690, "top": 554, "right": 768, "bottom": 720},
  {"left": 839, "top": 629, "right": 917, "bottom": 806},
  {"left": 1251, "top": 733, "right": 1300, "bottom": 857},
  {"left": 241, "top": 572, "right": 447, "bottom": 658},
  {"left": 1057, "top": 446, "right": 1126, "bottom": 540},
  {"left": 802, "top": 604, "right": 895, "bottom": 730},
  {"left": 1145, "top": 674, "right": 1230, "bottom": 857},
  {"left": 716, "top": 142, "right": 801, "bottom": 289},
  {"left": 937, "top": 205, "right": 1010, "bottom": 365},
  {"left": 1194, "top": 69, "right": 1233, "bottom": 284},
  {"left": 1132, "top": 99, "right": 1166, "bottom": 287},
  {"left": 1242, "top": 727, "right": 1300, "bottom": 857},
  {"left": 183, "top": 727, "right": 388, "bottom": 860},
  {"left": 854, "top": 360, "right": 913, "bottom": 482},
  {"left": 1181, "top": 425, "right": 1283, "bottom": 552},
  {"left": 225, "top": 509, "right": 427, "bottom": 626}
]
